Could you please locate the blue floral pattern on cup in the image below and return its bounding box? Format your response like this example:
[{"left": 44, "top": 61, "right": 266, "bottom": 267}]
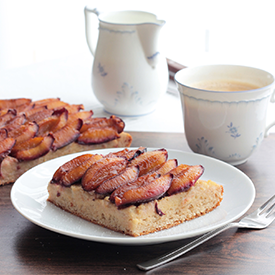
[
  {"left": 226, "top": 122, "right": 241, "bottom": 139},
  {"left": 195, "top": 137, "right": 215, "bottom": 156},
  {"left": 252, "top": 132, "right": 263, "bottom": 151},
  {"left": 228, "top": 153, "right": 242, "bottom": 159}
]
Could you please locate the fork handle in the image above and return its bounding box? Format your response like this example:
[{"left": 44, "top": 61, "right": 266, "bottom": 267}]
[{"left": 137, "top": 222, "right": 238, "bottom": 271}]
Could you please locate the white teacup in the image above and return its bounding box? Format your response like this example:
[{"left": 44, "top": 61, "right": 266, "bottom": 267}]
[{"left": 175, "top": 64, "right": 275, "bottom": 165}]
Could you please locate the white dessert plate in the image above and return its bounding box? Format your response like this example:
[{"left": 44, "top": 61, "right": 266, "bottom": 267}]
[{"left": 11, "top": 148, "right": 255, "bottom": 246}]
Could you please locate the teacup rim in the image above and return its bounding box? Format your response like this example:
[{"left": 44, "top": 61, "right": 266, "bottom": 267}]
[{"left": 175, "top": 64, "right": 275, "bottom": 94}]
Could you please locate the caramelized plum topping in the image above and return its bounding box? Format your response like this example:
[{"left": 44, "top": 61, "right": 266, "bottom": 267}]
[
  {"left": 109, "top": 115, "right": 125, "bottom": 133},
  {"left": 42, "top": 100, "right": 68, "bottom": 110},
  {"left": 81, "top": 157, "right": 128, "bottom": 191},
  {"left": 37, "top": 116, "right": 60, "bottom": 136},
  {"left": 109, "top": 173, "right": 159, "bottom": 203},
  {"left": 51, "top": 118, "right": 82, "bottom": 151},
  {"left": 104, "top": 147, "right": 146, "bottom": 161},
  {"left": 114, "top": 173, "right": 173, "bottom": 207},
  {"left": 0, "top": 109, "right": 17, "bottom": 127},
  {"left": 51, "top": 108, "right": 68, "bottom": 132},
  {"left": 0, "top": 128, "right": 8, "bottom": 142},
  {"left": 155, "top": 159, "right": 178, "bottom": 175},
  {"left": 167, "top": 165, "right": 204, "bottom": 195},
  {"left": 128, "top": 149, "right": 168, "bottom": 176},
  {"left": 0, "top": 138, "right": 16, "bottom": 161},
  {"left": 33, "top": 108, "right": 68, "bottom": 137},
  {"left": 33, "top": 98, "right": 60, "bottom": 107},
  {"left": 11, "top": 134, "right": 54, "bottom": 161},
  {"left": 95, "top": 165, "right": 139, "bottom": 195},
  {"left": 63, "top": 104, "right": 84, "bottom": 114},
  {"left": 77, "top": 127, "right": 120, "bottom": 145},
  {"left": 8, "top": 122, "right": 39, "bottom": 144},
  {"left": 25, "top": 107, "right": 53, "bottom": 123},
  {"left": 0, "top": 98, "right": 31, "bottom": 110},
  {"left": 67, "top": 110, "right": 93, "bottom": 124},
  {"left": 15, "top": 102, "right": 34, "bottom": 114},
  {"left": 59, "top": 154, "right": 103, "bottom": 186},
  {"left": 51, "top": 153, "right": 95, "bottom": 183},
  {"left": 79, "top": 116, "right": 125, "bottom": 133},
  {"left": 104, "top": 148, "right": 130, "bottom": 158},
  {"left": 36, "top": 108, "right": 69, "bottom": 137},
  {"left": 3, "top": 114, "right": 26, "bottom": 132}
]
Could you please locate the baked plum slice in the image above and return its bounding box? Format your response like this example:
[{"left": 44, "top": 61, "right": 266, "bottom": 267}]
[
  {"left": 114, "top": 173, "right": 173, "bottom": 207},
  {"left": 0, "top": 109, "right": 17, "bottom": 127},
  {"left": 51, "top": 118, "right": 82, "bottom": 151},
  {"left": 4, "top": 114, "right": 26, "bottom": 132},
  {"left": 155, "top": 159, "right": 178, "bottom": 175},
  {"left": 8, "top": 122, "right": 39, "bottom": 144},
  {"left": 81, "top": 157, "right": 128, "bottom": 191},
  {"left": 25, "top": 107, "right": 53, "bottom": 123},
  {"left": 109, "top": 173, "right": 159, "bottom": 203},
  {"left": 128, "top": 149, "right": 168, "bottom": 176},
  {"left": 104, "top": 147, "right": 146, "bottom": 160},
  {"left": 51, "top": 108, "right": 69, "bottom": 132},
  {"left": 51, "top": 153, "right": 96, "bottom": 183},
  {"left": 67, "top": 110, "right": 93, "bottom": 124},
  {"left": 0, "top": 137, "right": 16, "bottom": 161},
  {"left": 41, "top": 100, "right": 69, "bottom": 111},
  {"left": 58, "top": 154, "right": 103, "bottom": 186},
  {"left": 0, "top": 129, "right": 8, "bottom": 142},
  {"left": 80, "top": 115, "right": 125, "bottom": 134},
  {"left": 95, "top": 165, "right": 139, "bottom": 195},
  {"left": 0, "top": 98, "right": 31, "bottom": 110},
  {"left": 167, "top": 164, "right": 204, "bottom": 195},
  {"left": 77, "top": 127, "right": 120, "bottom": 145},
  {"left": 62, "top": 104, "right": 84, "bottom": 114},
  {"left": 15, "top": 102, "right": 34, "bottom": 114},
  {"left": 33, "top": 98, "right": 84, "bottom": 113},
  {"left": 37, "top": 108, "right": 68, "bottom": 136},
  {"left": 11, "top": 134, "right": 54, "bottom": 161},
  {"left": 33, "top": 98, "right": 61, "bottom": 107}
]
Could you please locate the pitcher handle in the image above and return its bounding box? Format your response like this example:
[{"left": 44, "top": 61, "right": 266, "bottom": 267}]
[
  {"left": 264, "top": 88, "right": 275, "bottom": 137},
  {"left": 84, "top": 6, "right": 99, "bottom": 56}
]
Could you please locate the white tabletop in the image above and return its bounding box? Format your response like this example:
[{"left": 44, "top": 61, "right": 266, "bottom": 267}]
[{"left": 0, "top": 53, "right": 184, "bottom": 133}]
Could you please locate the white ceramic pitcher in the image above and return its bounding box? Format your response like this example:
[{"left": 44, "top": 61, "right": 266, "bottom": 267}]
[{"left": 84, "top": 7, "right": 169, "bottom": 116}]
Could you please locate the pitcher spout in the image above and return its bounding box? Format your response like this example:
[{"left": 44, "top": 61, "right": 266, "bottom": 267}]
[{"left": 137, "top": 19, "right": 165, "bottom": 69}]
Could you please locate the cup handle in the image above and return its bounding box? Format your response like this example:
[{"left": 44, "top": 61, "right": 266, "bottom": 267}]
[
  {"left": 84, "top": 6, "right": 100, "bottom": 56},
  {"left": 264, "top": 88, "right": 275, "bottom": 137}
]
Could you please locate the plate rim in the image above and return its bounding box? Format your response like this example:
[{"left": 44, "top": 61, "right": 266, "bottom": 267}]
[{"left": 10, "top": 147, "right": 256, "bottom": 245}]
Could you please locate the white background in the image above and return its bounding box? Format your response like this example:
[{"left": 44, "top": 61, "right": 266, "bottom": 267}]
[
  {"left": 0, "top": 0, "right": 274, "bottom": 133},
  {"left": 1, "top": 0, "right": 274, "bottom": 73}
]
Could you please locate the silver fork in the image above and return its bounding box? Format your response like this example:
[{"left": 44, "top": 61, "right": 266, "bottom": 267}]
[{"left": 137, "top": 194, "right": 275, "bottom": 271}]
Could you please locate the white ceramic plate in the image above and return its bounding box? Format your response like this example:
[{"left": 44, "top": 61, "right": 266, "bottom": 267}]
[{"left": 11, "top": 148, "right": 255, "bottom": 245}]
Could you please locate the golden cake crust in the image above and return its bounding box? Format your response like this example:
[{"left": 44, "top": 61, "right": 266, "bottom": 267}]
[{"left": 47, "top": 179, "right": 223, "bottom": 237}]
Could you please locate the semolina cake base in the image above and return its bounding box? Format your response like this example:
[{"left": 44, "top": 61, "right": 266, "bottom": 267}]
[{"left": 47, "top": 179, "right": 224, "bottom": 237}]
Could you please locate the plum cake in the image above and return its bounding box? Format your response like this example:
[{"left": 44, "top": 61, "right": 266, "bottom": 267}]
[
  {"left": 47, "top": 147, "right": 224, "bottom": 237},
  {"left": 0, "top": 98, "right": 132, "bottom": 185}
]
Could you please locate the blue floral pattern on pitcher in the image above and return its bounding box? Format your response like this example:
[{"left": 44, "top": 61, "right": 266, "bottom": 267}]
[
  {"left": 97, "top": 63, "right": 107, "bottom": 77},
  {"left": 114, "top": 82, "right": 142, "bottom": 107}
]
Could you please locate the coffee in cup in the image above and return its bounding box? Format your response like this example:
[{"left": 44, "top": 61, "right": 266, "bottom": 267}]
[{"left": 192, "top": 80, "right": 260, "bottom": 92}]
